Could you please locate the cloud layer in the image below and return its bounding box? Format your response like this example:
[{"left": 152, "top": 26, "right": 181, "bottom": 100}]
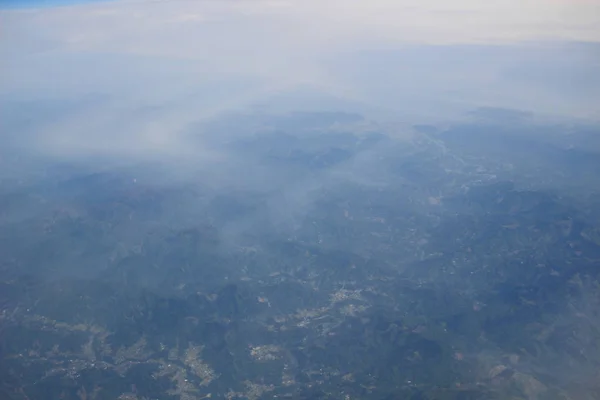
[{"left": 1, "top": 0, "right": 599, "bottom": 162}]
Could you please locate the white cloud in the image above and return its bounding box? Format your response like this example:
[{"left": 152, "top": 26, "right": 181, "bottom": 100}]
[
  {"left": 2, "top": 0, "right": 597, "bottom": 85},
  {"left": 3, "top": 0, "right": 599, "bottom": 54},
  {"left": 0, "top": 0, "right": 598, "bottom": 157},
  {"left": 2, "top": 0, "right": 598, "bottom": 95}
]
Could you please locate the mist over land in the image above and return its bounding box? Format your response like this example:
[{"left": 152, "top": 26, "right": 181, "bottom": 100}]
[{"left": 1, "top": 1, "right": 600, "bottom": 399}]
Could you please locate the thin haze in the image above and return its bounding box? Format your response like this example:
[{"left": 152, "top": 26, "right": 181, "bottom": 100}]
[
  {"left": 0, "top": 0, "right": 599, "bottom": 168},
  {"left": 2, "top": 0, "right": 599, "bottom": 108},
  {"left": 1, "top": 2, "right": 600, "bottom": 399}
]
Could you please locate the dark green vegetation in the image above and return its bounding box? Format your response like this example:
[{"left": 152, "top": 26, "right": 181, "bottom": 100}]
[{"left": 1, "top": 110, "right": 599, "bottom": 399}]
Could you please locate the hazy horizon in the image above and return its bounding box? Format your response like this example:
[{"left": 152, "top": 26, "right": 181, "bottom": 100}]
[{"left": 1, "top": 1, "right": 599, "bottom": 399}]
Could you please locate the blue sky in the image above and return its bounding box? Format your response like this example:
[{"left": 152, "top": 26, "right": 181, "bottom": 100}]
[{"left": 0, "top": 0, "right": 110, "bottom": 9}]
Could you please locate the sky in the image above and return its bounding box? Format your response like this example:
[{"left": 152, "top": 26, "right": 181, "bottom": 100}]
[{"left": 1, "top": 0, "right": 599, "bottom": 160}]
